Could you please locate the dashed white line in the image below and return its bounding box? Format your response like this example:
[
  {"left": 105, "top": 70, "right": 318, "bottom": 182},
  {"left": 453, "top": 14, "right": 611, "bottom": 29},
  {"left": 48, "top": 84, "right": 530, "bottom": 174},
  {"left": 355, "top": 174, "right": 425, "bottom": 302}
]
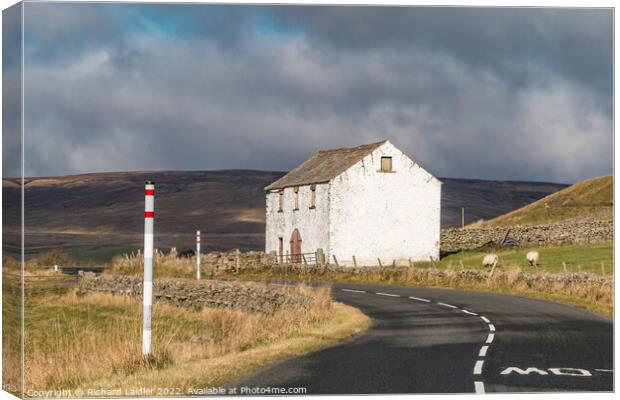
[
  {"left": 473, "top": 360, "right": 484, "bottom": 375},
  {"left": 340, "top": 287, "right": 495, "bottom": 392},
  {"left": 376, "top": 292, "right": 401, "bottom": 297},
  {"left": 595, "top": 369, "right": 613, "bottom": 372},
  {"left": 485, "top": 333, "right": 495, "bottom": 344},
  {"left": 341, "top": 289, "right": 366, "bottom": 293}
]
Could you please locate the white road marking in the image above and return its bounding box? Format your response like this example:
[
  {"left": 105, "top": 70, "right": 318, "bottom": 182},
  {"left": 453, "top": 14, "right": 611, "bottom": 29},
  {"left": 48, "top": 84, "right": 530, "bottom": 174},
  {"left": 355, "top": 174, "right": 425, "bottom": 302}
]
[
  {"left": 462, "top": 309, "right": 478, "bottom": 315},
  {"left": 409, "top": 296, "right": 431, "bottom": 302},
  {"left": 548, "top": 368, "right": 591, "bottom": 376},
  {"left": 488, "top": 324, "right": 495, "bottom": 332},
  {"left": 437, "top": 302, "right": 458, "bottom": 309},
  {"left": 480, "top": 316, "right": 490, "bottom": 323},
  {"left": 376, "top": 292, "right": 400, "bottom": 297},
  {"left": 501, "top": 367, "right": 548, "bottom": 375},
  {"left": 341, "top": 289, "right": 366, "bottom": 293},
  {"left": 595, "top": 369, "right": 613, "bottom": 372},
  {"left": 485, "top": 333, "right": 495, "bottom": 344},
  {"left": 473, "top": 360, "right": 484, "bottom": 375},
  {"left": 474, "top": 381, "right": 485, "bottom": 394},
  {"left": 478, "top": 345, "right": 489, "bottom": 357}
]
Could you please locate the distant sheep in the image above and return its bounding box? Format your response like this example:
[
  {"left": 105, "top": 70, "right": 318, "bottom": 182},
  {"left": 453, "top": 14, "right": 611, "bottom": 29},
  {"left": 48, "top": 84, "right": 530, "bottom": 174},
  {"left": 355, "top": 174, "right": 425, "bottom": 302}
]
[
  {"left": 482, "top": 253, "right": 499, "bottom": 269},
  {"left": 526, "top": 251, "right": 539, "bottom": 268}
]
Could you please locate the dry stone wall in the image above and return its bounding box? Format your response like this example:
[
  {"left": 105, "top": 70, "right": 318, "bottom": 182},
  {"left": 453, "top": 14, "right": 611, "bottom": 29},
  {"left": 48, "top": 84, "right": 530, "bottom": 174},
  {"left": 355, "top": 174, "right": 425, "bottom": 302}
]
[
  {"left": 440, "top": 221, "right": 613, "bottom": 252},
  {"left": 78, "top": 274, "right": 312, "bottom": 313}
]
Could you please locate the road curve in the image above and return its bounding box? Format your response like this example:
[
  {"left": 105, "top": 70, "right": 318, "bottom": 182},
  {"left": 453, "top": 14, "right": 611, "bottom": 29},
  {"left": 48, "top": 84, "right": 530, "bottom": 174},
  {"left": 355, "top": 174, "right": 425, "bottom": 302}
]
[{"left": 228, "top": 283, "right": 612, "bottom": 394}]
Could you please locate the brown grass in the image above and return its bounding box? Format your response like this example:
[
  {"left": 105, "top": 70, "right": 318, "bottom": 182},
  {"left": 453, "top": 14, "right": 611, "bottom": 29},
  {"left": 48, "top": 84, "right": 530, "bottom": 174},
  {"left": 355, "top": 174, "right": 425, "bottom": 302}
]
[
  {"left": 23, "top": 282, "right": 368, "bottom": 393},
  {"left": 107, "top": 249, "right": 196, "bottom": 278},
  {"left": 482, "top": 175, "right": 612, "bottom": 226}
]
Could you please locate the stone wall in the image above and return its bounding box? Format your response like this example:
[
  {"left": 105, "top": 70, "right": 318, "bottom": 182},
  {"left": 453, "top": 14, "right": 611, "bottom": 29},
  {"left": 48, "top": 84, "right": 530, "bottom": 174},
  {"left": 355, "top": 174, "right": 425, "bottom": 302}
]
[
  {"left": 440, "top": 221, "right": 613, "bottom": 252},
  {"left": 78, "top": 274, "right": 313, "bottom": 313}
]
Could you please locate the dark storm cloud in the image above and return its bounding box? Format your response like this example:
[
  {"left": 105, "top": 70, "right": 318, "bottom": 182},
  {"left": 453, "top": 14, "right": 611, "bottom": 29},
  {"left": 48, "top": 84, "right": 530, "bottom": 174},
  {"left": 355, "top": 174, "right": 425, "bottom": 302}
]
[
  {"left": 16, "top": 3, "right": 613, "bottom": 183},
  {"left": 269, "top": 7, "right": 613, "bottom": 107}
]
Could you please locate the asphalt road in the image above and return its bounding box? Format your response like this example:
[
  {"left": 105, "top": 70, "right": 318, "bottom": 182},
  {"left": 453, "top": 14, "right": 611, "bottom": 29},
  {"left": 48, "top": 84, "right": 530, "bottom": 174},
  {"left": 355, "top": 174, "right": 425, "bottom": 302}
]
[{"left": 228, "top": 283, "right": 613, "bottom": 394}]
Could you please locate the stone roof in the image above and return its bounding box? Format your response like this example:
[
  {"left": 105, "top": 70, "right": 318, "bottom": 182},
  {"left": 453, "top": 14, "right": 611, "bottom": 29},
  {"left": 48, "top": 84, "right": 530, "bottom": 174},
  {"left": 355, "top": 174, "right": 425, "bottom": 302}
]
[{"left": 265, "top": 140, "right": 388, "bottom": 191}]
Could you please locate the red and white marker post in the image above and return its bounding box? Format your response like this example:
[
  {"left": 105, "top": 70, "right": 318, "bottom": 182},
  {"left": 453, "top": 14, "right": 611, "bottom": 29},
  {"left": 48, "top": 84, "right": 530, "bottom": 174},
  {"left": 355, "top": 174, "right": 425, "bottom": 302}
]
[
  {"left": 142, "top": 181, "right": 155, "bottom": 356},
  {"left": 196, "top": 230, "right": 201, "bottom": 280}
]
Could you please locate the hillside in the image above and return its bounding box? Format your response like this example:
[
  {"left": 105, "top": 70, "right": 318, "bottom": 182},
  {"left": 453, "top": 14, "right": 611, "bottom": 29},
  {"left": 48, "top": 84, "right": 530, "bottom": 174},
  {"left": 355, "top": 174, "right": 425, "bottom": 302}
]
[
  {"left": 481, "top": 175, "right": 612, "bottom": 227},
  {"left": 2, "top": 170, "right": 567, "bottom": 258}
]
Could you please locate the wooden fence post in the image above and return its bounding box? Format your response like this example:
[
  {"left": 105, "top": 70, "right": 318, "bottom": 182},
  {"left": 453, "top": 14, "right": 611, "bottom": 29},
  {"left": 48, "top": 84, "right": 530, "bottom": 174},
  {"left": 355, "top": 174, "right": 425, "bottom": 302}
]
[
  {"left": 378, "top": 258, "right": 383, "bottom": 268},
  {"left": 333, "top": 255, "right": 339, "bottom": 267},
  {"left": 352, "top": 255, "right": 357, "bottom": 268},
  {"left": 562, "top": 262, "right": 568, "bottom": 273}
]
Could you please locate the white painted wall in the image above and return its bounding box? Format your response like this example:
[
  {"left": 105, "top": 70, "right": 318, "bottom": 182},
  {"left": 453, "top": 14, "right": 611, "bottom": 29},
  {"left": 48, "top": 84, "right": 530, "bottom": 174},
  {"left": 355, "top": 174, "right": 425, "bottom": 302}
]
[
  {"left": 328, "top": 142, "right": 441, "bottom": 266},
  {"left": 265, "top": 183, "right": 330, "bottom": 260}
]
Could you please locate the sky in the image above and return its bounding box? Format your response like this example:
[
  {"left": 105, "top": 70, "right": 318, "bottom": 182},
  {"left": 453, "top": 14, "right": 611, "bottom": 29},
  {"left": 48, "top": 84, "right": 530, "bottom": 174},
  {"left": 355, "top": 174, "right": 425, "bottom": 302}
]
[{"left": 2, "top": 3, "right": 613, "bottom": 183}]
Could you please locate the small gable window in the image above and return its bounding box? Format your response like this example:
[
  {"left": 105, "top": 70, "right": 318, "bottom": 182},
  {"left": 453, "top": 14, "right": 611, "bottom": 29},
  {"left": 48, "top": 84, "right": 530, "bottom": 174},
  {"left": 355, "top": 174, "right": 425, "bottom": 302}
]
[
  {"left": 309, "top": 185, "right": 316, "bottom": 209},
  {"left": 293, "top": 186, "right": 299, "bottom": 210},
  {"left": 380, "top": 156, "right": 393, "bottom": 172}
]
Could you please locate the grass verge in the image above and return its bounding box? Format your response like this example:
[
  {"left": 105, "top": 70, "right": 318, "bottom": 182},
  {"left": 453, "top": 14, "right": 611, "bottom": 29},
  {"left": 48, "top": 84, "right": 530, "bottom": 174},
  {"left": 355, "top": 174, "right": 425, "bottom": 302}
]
[{"left": 21, "top": 281, "right": 369, "bottom": 395}]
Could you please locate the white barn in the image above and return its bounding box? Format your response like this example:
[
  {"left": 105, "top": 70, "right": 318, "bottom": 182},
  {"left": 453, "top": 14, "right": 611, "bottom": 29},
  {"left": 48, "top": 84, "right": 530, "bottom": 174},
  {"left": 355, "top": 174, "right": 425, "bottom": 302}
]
[{"left": 264, "top": 140, "right": 441, "bottom": 266}]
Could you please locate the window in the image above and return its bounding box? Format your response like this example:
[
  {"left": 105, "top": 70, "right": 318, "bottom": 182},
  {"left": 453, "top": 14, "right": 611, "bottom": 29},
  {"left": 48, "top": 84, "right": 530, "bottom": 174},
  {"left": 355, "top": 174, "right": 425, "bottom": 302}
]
[
  {"left": 309, "top": 185, "right": 316, "bottom": 209},
  {"left": 380, "top": 156, "right": 393, "bottom": 172},
  {"left": 278, "top": 190, "right": 284, "bottom": 212},
  {"left": 278, "top": 237, "right": 284, "bottom": 263},
  {"left": 293, "top": 186, "right": 299, "bottom": 210}
]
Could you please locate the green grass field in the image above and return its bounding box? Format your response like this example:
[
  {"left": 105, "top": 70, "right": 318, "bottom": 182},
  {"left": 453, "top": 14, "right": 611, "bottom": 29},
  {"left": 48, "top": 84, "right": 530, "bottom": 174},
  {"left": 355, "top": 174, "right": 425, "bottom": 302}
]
[{"left": 430, "top": 242, "right": 613, "bottom": 275}]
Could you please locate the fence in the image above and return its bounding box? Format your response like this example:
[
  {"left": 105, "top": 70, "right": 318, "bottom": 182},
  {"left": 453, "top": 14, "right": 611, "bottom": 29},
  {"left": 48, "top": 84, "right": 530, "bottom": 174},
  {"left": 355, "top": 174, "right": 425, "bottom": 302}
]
[{"left": 279, "top": 252, "right": 318, "bottom": 265}]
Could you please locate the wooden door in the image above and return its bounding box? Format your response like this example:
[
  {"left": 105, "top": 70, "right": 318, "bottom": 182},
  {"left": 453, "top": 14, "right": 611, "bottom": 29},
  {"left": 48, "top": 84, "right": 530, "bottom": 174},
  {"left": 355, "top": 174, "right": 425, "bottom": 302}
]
[{"left": 290, "top": 229, "right": 302, "bottom": 263}]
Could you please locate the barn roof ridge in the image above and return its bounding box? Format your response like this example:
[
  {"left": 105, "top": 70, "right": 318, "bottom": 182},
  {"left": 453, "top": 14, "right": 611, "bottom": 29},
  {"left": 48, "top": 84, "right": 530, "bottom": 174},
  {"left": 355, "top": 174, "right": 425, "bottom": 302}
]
[{"left": 265, "top": 139, "right": 389, "bottom": 191}]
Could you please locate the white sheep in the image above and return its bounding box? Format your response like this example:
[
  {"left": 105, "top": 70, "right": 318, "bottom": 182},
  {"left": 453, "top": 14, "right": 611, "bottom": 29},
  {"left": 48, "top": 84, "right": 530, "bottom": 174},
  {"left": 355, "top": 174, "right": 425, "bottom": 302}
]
[
  {"left": 526, "top": 251, "right": 539, "bottom": 268},
  {"left": 482, "top": 253, "right": 499, "bottom": 268},
  {"left": 483, "top": 253, "right": 500, "bottom": 280}
]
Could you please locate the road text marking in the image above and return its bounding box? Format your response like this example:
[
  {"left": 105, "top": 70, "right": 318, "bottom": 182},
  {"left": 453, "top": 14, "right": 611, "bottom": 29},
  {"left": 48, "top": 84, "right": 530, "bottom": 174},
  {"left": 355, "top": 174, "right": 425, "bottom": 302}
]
[
  {"left": 437, "top": 302, "right": 457, "bottom": 309},
  {"left": 409, "top": 296, "right": 431, "bottom": 302}
]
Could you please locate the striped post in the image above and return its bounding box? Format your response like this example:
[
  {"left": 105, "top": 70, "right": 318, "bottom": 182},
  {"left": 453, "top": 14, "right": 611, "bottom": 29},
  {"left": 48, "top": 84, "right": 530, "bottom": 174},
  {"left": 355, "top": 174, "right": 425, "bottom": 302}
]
[
  {"left": 142, "top": 181, "right": 155, "bottom": 356},
  {"left": 196, "top": 230, "right": 201, "bottom": 280}
]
